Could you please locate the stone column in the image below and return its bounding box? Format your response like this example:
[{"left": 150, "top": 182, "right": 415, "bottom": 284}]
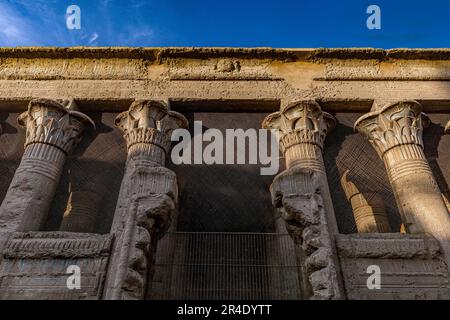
[
  {"left": 263, "top": 100, "right": 344, "bottom": 300},
  {"left": 442, "top": 192, "right": 450, "bottom": 212},
  {"left": 60, "top": 190, "right": 101, "bottom": 233},
  {"left": 340, "top": 170, "right": 391, "bottom": 233},
  {"left": 103, "top": 100, "right": 187, "bottom": 300},
  {"left": 0, "top": 99, "right": 94, "bottom": 232},
  {"left": 444, "top": 121, "right": 450, "bottom": 213},
  {"left": 355, "top": 101, "right": 450, "bottom": 242}
]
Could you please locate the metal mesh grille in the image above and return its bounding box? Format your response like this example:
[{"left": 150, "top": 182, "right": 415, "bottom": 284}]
[{"left": 149, "top": 232, "right": 300, "bottom": 300}]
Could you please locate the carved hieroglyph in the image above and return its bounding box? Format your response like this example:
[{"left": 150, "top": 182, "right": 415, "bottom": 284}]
[
  {"left": 355, "top": 101, "right": 450, "bottom": 240},
  {"left": 103, "top": 100, "right": 188, "bottom": 300},
  {"left": 340, "top": 170, "right": 391, "bottom": 233},
  {"left": 263, "top": 100, "right": 343, "bottom": 300},
  {"left": 0, "top": 99, "right": 94, "bottom": 232}
]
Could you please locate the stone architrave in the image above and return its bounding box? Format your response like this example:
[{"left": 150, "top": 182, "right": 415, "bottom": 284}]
[
  {"left": 263, "top": 100, "right": 344, "bottom": 300},
  {"left": 340, "top": 170, "right": 391, "bottom": 233},
  {"left": 0, "top": 99, "right": 94, "bottom": 232},
  {"left": 103, "top": 100, "right": 188, "bottom": 300}
]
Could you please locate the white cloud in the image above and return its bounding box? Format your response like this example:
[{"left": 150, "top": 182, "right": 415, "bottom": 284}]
[
  {"left": 0, "top": 2, "right": 39, "bottom": 45},
  {"left": 0, "top": 1, "right": 161, "bottom": 47}
]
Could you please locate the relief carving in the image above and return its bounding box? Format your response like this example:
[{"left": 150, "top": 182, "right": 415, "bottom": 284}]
[
  {"left": 354, "top": 100, "right": 426, "bottom": 158},
  {"left": 115, "top": 99, "right": 188, "bottom": 158},
  {"left": 115, "top": 168, "right": 177, "bottom": 300},
  {"left": 271, "top": 167, "right": 341, "bottom": 300},
  {"left": 336, "top": 233, "right": 450, "bottom": 300},
  {"left": 264, "top": 100, "right": 343, "bottom": 299},
  {"left": 18, "top": 99, "right": 95, "bottom": 154},
  {"left": 104, "top": 100, "right": 187, "bottom": 300},
  {"left": 263, "top": 100, "right": 335, "bottom": 168},
  {"left": 0, "top": 232, "right": 113, "bottom": 300}
]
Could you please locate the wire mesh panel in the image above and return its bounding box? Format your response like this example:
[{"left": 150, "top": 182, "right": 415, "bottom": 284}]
[{"left": 149, "top": 232, "right": 301, "bottom": 300}]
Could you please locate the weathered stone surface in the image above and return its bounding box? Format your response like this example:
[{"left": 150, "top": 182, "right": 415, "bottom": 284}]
[
  {"left": 60, "top": 191, "right": 101, "bottom": 233},
  {"left": 340, "top": 170, "right": 391, "bottom": 233},
  {"left": 355, "top": 101, "right": 450, "bottom": 271},
  {"left": 336, "top": 233, "right": 450, "bottom": 300},
  {"left": 0, "top": 47, "right": 448, "bottom": 300},
  {"left": 270, "top": 167, "right": 343, "bottom": 300},
  {"left": 0, "top": 99, "right": 94, "bottom": 232},
  {"left": 0, "top": 232, "right": 112, "bottom": 300},
  {"left": 265, "top": 101, "right": 345, "bottom": 300},
  {"left": 103, "top": 100, "right": 187, "bottom": 300},
  {"left": 336, "top": 233, "right": 441, "bottom": 259}
]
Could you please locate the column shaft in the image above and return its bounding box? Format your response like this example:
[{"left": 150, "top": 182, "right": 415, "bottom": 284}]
[
  {"left": 384, "top": 144, "right": 449, "bottom": 236},
  {"left": 60, "top": 191, "right": 101, "bottom": 233},
  {"left": 0, "top": 143, "right": 65, "bottom": 231},
  {"left": 355, "top": 101, "right": 450, "bottom": 240},
  {"left": 103, "top": 100, "right": 187, "bottom": 300},
  {"left": 0, "top": 99, "right": 94, "bottom": 232},
  {"left": 263, "top": 100, "right": 344, "bottom": 300},
  {"left": 340, "top": 170, "right": 391, "bottom": 233}
]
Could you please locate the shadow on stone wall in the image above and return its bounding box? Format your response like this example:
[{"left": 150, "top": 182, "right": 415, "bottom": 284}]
[
  {"left": 324, "top": 113, "right": 402, "bottom": 234},
  {"left": 0, "top": 113, "right": 23, "bottom": 207},
  {"left": 44, "top": 112, "right": 125, "bottom": 234},
  {"left": 423, "top": 115, "right": 450, "bottom": 205},
  {"left": 168, "top": 112, "right": 278, "bottom": 232}
]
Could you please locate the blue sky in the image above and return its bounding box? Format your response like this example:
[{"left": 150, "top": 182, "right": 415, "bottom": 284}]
[{"left": 0, "top": 0, "right": 449, "bottom": 48}]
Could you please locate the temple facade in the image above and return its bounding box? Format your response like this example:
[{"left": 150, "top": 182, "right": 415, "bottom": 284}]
[{"left": 0, "top": 47, "right": 449, "bottom": 299}]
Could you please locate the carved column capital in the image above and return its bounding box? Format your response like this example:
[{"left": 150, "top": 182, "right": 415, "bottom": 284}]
[
  {"left": 263, "top": 100, "right": 336, "bottom": 154},
  {"left": 264, "top": 100, "right": 344, "bottom": 299},
  {"left": 17, "top": 99, "right": 95, "bottom": 155},
  {"left": 115, "top": 100, "right": 188, "bottom": 155},
  {"left": 354, "top": 100, "right": 428, "bottom": 158},
  {"left": 355, "top": 100, "right": 450, "bottom": 248},
  {"left": 105, "top": 100, "right": 186, "bottom": 299},
  {"left": 0, "top": 99, "right": 94, "bottom": 232}
]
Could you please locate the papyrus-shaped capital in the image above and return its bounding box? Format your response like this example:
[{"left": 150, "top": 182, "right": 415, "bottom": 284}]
[
  {"left": 18, "top": 99, "right": 95, "bottom": 154},
  {"left": 115, "top": 100, "right": 188, "bottom": 154},
  {"left": 263, "top": 100, "right": 336, "bottom": 154},
  {"left": 354, "top": 100, "right": 428, "bottom": 158}
]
